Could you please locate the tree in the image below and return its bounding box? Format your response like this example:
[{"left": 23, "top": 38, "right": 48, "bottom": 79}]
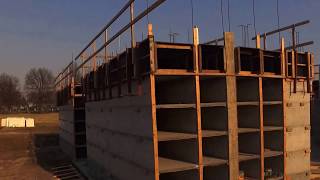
[
  {"left": 0, "top": 73, "right": 23, "bottom": 112},
  {"left": 24, "top": 68, "right": 55, "bottom": 112}
]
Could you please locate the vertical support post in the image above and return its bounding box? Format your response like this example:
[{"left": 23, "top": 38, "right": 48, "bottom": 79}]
[
  {"left": 256, "top": 34, "right": 261, "bottom": 49},
  {"left": 280, "top": 40, "right": 287, "bottom": 178},
  {"left": 224, "top": 32, "right": 239, "bottom": 180},
  {"left": 193, "top": 27, "right": 203, "bottom": 180},
  {"left": 282, "top": 69, "right": 287, "bottom": 180},
  {"left": 307, "top": 52, "right": 311, "bottom": 93},
  {"left": 92, "top": 42, "right": 97, "bottom": 100},
  {"left": 259, "top": 50, "right": 264, "bottom": 75},
  {"left": 104, "top": 30, "right": 108, "bottom": 64},
  {"left": 257, "top": 34, "right": 265, "bottom": 180},
  {"left": 103, "top": 31, "right": 108, "bottom": 99},
  {"left": 129, "top": 2, "right": 135, "bottom": 94},
  {"left": 130, "top": 2, "right": 136, "bottom": 49},
  {"left": 67, "top": 67, "right": 70, "bottom": 101},
  {"left": 263, "top": 33, "right": 267, "bottom": 50},
  {"left": 291, "top": 51, "right": 296, "bottom": 78},
  {"left": 281, "top": 38, "right": 286, "bottom": 76},
  {"left": 148, "top": 24, "right": 159, "bottom": 180},
  {"left": 259, "top": 77, "right": 264, "bottom": 180},
  {"left": 256, "top": 34, "right": 264, "bottom": 75},
  {"left": 292, "top": 27, "right": 297, "bottom": 93}
]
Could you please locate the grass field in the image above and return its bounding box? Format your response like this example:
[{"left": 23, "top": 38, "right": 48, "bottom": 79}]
[
  {"left": 0, "top": 113, "right": 71, "bottom": 180},
  {"left": 0, "top": 113, "right": 59, "bottom": 133}
]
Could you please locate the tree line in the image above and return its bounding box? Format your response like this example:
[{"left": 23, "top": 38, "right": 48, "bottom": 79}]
[{"left": 0, "top": 67, "right": 56, "bottom": 113}]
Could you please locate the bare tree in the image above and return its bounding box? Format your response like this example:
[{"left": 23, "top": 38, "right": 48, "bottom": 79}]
[
  {"left": 0, "top": 73, "right": 22, "bottom": 112},
  {"left": 24, "top": 68, "right": 55, "bottom": 112}
]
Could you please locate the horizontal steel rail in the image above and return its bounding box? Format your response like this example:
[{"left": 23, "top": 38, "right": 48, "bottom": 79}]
[
  {"left": 55, "top": 0, "right": 166, "bottom": 86},
  {"left": 74, "top": 0, "right": 135, "bottom": 60},
  {"left": 204, "top": 37, "right": 224, "bottom": 45},
  {"left": 75, "top": 0, "right": 166, "bottom": 73},
  {"left": 55, "top": 61, "right": 73, "bottom": 83},
  {"left": 274, "top": 41, "right": 314, "bottom": 51},
  {"left": 252, "top": 20, "right": 310, "bottom": 40}
]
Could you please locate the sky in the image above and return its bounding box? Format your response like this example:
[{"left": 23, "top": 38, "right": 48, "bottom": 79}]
[{"left": 0, "top": 0, "right": 319, "bottom": 85}]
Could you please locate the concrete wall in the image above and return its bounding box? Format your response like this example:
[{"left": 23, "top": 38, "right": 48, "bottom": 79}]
[
  {"left": 285, "top": 80, "right": 311, "bottom": 179},
  {"left": 86, "top": 80, "right": 155, "bottom": 180},
  {"left": 59, "top": 104, "right": 75, "bottom": 159}
]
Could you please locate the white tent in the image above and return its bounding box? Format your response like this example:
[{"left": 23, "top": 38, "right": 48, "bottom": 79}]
[{"left": 0, "top": 117, "right": 35, "bottom": 128}]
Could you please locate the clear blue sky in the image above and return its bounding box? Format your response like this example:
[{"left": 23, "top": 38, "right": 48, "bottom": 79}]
[{"left": 0, "top": 0, "right": 318, "bottom": 84}]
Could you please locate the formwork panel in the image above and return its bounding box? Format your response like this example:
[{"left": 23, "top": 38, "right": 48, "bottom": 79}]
[
  {"left": 286, "top": 127, "right": 310, "bottom": 152},
  {"left": 160, "top": 169, "right": 199, "bottom": 180},
  {"left": 284, "top": 80, "right": 311, "bottom": 177},
  {"left": 201, "top": 107, "right": 228, "bottom": 131},
  {"left": 85, "top": 81, "right": 154, "bottom": 179},
  {"left": 108, "top": 133, "right": 154, "bottom": 169},
  {"left": 156, "top": 76, "right": 196, "bottom": 104},
  {"left": 286, "top": 171, "right": 310, "bottom": 180},
  {"left": 236, "top": 77, "right": 259, "bottom": 102},
  {"left": 59, "top": 104, "right": 75, "bottom": 158},
  {"left": 239, "top": 159, "right": 261, "bottom": 179},
  {"left": 264, "top": 156, "right": 284, "bottom": 179},
  {"left": 238, "top": 133, "right": 260, "bottom": 155},
  {"left": 262, "top": 78, "right": 283, "bottom": 101},
  {"left": 157, "top": 108, "right": 197, "bottom": 134},
  {"left": 107, "top": 152, "right": 155, "bottom": 180},
  {"left": 263, "top": 104, "right": 283, "bottom": 127},
  {"left": 202, "top": 136, "right": 228, "bottom": 160},
  {"left": 158, "top": 139, "right": 199, "bottom": 165},
  {"left": 200, "top": 76, "right": 227, "bottom": 103},
  {"left": 203, "top": 165, "right": 229, "bottom": 180},
  {"left": 285, "top": 150, "right": 310, "bottom": 177},
  {"left": 285, "top": 103, "right": 310, "bottom": 127}
]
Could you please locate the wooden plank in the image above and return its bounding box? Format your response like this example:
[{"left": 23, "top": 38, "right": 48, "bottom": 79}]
[
  {"left": 156, "top": 104, "right": 196, "bottom": 109},
  {"left": 224, "top": 32, "right": 239, "bottom": 180},
  {"left": 264, "top": 149, "right": 283, "bottom": 158},
  {"left": 203, "top": 156, "right": 228, "bottom": 167},
  {"left": 157, "top": 131, "right": 197, "bottom": 141},
  {"left": 282, "top": 79, "right": 287, "bottom": 179},
  {"left": 238, "top": 128, "right": 260, "bottom": 134},
  {"left": 193, "top": 27, "right": 203, "bottom": 180},
  {"left": 259, "top": 77, "right": 265, "bottom": 180},
  {"left": 239, "top": 153, "right": 260, "bottom": 162},
  {"left": 202, "top": 130, "right": 228, "bottom": 138},
  {"left": 200, "top": 102, "right": 227, "bottom": 108},
  {"left": 237, "top": 102, "right": 259, "bottom": 106},
  {"left": 264, "top": 126, "right": 283, "bottom": 132},
  {"left": 158, "top": 157, "right": 198, "bottom": 174},
  {"left": 148, "top": 24, "right": 160, "bottom": 180},
  {"left": 263, "top": 101, "right": 283, "bottom": 105},
  {"left": 156, "top": 43, "right": 192, "bottom": 50}
]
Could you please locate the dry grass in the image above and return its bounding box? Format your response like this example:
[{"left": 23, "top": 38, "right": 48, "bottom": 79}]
[{"left": 0, "top": 113, "right": 66, "bottom": 180}]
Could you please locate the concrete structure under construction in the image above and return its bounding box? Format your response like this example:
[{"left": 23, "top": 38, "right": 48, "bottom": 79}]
[{"left": 56, "top": 27, "right": 313, "bottom": 179}]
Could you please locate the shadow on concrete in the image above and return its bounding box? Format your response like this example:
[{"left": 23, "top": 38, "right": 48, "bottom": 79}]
[
  {"left": 33, "top": 133, "right": 71, "bottom": 172},
  {"left": 312, "top": 100, "right": 320, "bottom": 162}
]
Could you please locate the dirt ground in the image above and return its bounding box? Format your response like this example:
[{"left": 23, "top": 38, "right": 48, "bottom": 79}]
[{"left": 0, "top": 113, "right": 71, "bottom": 180}]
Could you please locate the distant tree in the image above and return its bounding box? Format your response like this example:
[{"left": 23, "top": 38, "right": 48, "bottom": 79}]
[
  {"left": 0, "top": 73, "right": 23, "bottom": 112},
  {"left": 24, "top": 68, "right": 55, "bottom": 112}
]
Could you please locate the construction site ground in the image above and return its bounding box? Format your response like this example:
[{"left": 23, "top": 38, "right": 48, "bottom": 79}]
[
  {"left": 0, "top": 113, "right": 74, "bottom": 180},
  {"left": 0, "top": 112, "right": 319, "bottom": 180}
]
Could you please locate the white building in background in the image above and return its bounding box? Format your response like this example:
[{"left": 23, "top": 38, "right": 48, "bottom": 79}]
[{"left": 1, "top": 117, "right": 35, "bottom": 128}]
